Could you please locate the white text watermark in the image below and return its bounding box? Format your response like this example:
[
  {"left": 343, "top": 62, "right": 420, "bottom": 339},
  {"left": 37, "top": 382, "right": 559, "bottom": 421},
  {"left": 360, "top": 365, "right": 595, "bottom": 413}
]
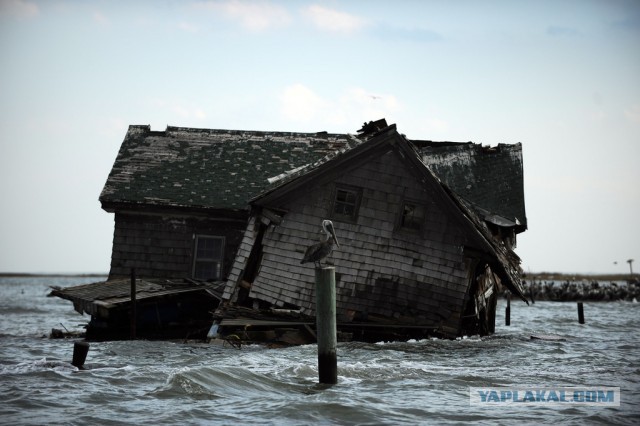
[{"left": 469, "top": 387, "right": 620, "bottom": 406}]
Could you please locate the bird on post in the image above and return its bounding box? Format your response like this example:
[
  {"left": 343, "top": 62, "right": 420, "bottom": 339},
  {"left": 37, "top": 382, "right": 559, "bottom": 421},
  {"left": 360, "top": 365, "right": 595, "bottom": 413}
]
[{"left": 301, "top": 220, "right": 340, "bottom": 268}]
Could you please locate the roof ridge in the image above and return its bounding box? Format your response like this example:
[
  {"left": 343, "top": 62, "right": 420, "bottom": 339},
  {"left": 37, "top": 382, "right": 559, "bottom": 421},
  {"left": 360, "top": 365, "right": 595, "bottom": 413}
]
[{"left": 162, "top": 125, "right": 352, "bottom": 138}]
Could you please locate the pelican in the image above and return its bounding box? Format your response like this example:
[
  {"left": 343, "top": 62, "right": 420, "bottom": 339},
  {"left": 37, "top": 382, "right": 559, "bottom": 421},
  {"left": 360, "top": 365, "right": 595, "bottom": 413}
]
[{"left": 300, "top": 220, "right": 340, "bottom": 268}]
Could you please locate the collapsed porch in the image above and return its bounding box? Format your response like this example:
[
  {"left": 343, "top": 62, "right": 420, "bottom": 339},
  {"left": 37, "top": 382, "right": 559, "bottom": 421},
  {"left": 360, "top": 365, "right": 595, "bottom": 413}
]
[{"left": 49, "top": 278, "right": 225, "bottom": 341}]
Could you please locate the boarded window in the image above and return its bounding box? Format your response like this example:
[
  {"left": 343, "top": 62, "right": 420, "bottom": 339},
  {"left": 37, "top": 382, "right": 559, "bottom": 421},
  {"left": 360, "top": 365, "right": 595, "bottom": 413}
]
[
  {"left": 400, "top": 202, "right": 425, "bottom": 230},
  {"left": 193, "top": 235, "right": 224, "bottom": 280},
  {"left": 332, "top": 186, "right": 361, "bottom": 222}
]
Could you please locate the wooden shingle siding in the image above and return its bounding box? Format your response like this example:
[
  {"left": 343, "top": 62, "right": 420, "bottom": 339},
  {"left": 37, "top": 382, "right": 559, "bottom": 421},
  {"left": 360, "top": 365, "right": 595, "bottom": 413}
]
[
  {"left": 223, "top": 216, "right": 258, "bottom": 301},
  {"left": 109, "top": 212, "right": 245, "bottom": 280},
  {"left": 242, "top": 148, "right": 473, "bottom": 331}
]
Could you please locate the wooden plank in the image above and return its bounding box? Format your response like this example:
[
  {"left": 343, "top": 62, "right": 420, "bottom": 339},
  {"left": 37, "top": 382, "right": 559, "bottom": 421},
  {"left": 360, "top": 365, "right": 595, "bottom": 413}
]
[{"left": 221, "top": 319, "right": 314, "bottom": 327}]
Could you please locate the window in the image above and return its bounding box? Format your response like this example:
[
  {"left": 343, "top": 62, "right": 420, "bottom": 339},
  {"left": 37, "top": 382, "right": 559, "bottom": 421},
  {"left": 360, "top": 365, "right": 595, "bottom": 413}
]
[
  {"left": 400, "top": 202, "right": 426, "bottom": 230},
  {"left": 193, "top": 235, "right": 224, "bottom": 281},
  {"left": 331, "top": 185, "right": 362, "bottom": 222}
]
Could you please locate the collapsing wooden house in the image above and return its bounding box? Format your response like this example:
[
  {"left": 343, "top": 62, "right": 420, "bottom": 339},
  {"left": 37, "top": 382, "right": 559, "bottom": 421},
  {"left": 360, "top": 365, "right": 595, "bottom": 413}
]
[
  {"left": 53, "top": 119, "right": 527, "bottom": 342},
  {"left": 216, "top": 120, "right": 528, "bottom": 342}
]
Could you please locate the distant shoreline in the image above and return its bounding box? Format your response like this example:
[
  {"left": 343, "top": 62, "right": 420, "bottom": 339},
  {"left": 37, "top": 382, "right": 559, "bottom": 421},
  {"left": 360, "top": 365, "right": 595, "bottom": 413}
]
[
  {"left": 0, "top": 273, "right": 108, "bottom": 278},
  {"left": 525, "top": 272, "right": 637, "bottom": 281}
]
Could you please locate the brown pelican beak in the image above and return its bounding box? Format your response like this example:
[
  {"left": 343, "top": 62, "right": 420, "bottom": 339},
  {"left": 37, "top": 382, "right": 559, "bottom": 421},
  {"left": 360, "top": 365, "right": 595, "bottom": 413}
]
[
  {"left": 326, "top": 222, "right": 340, "bottom": 247},
  {"left": 332, "top": 233, "right": 340, "bottom": 248}
]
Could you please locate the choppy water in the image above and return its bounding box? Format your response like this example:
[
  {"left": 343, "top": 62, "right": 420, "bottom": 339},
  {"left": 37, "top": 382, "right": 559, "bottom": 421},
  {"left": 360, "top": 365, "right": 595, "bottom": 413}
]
[{"left": 1, "top": 276, "right": 639, "bottom": 425}]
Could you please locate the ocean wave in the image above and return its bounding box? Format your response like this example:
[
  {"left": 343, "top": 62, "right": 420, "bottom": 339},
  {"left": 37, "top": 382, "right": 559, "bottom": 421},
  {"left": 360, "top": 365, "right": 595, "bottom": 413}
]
[{"left": 0, "top": 357, "right": 78, "bottom": 375}]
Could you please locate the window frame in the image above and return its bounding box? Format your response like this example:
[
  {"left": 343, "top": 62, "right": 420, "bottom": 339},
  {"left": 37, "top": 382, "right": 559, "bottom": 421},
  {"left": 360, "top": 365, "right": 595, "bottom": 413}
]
[
  {"left": 192, "top": 235, "right": 225, "bottom": 281},
  {"left": 397, "top": 199, "right": 427, "bottom": 232},
  {"left": 330, "top": 184, "right": 362, "bottom": 224}
]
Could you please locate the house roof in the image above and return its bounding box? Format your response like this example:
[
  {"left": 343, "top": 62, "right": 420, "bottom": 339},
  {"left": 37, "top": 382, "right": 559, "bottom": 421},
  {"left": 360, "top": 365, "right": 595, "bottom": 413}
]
[
  {"left": 250, "top": 124, "right": 528, "bottom": 303},
  {"left": 100, "top": 125, "right": 359, "bottom": 212},
  {"left": 417, "top": 141, "right": 527, "bottom": 233},
  {"left": 100, "top": 123, "right": 526, "bottom": 236}
]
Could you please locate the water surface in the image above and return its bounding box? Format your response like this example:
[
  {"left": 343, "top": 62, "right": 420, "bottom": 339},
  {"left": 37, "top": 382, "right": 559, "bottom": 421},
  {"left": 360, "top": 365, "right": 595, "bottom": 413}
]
[{"left": 1, "top": 277, "right": 638, "bottom": 425}]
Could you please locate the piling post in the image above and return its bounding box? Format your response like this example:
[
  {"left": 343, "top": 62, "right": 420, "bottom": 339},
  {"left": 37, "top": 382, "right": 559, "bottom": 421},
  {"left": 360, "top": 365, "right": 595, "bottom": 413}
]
[
  {"left": 71, "top": 341, "right": 89, "bottom": 368},
  {"left": 577, "top": 302, "right": 585, "bottom": 324},
  {"left": 130, "top": 268, "right": 137, "bottom": 340},
  {"left": 505, "top": 293, "right": 511, "bottom": 326},
  {"left": 315, "top": 266, "right": 337, "bottom": 385}
]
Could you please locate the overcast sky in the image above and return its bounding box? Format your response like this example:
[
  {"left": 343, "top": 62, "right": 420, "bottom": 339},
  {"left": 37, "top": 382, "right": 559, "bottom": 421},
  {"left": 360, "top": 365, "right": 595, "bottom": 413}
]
[{"left": 1, "top": 0, "right": 638, "bottom": 275}]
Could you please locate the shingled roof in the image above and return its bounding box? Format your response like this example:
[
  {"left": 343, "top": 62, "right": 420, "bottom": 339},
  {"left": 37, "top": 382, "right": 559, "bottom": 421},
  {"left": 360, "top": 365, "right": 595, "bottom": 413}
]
[
  {"left": 417, "top": 141, "right": 527, "bottom": 233},
  {"left": 100, "top": 123, "right": 526, "bottom": 235},
  {"left": 100, "top": 125, "right": 358, "bottom": 212}
]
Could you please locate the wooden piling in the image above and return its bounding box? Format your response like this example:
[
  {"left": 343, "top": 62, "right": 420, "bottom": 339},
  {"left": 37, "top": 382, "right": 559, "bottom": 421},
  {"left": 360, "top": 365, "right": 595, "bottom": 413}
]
[
  {"left": 130, "top": 268, "right": 137, "bottom": 340},
  {"left": 577, "top": 302, "right": 585, "bottom": 324},
  {"left": 315, "top": 267, "right": 337, "bottom": 385},
  {"left": 505, "top": 293, "right": 511, "bottom": 326},
  {"left": 71, "top": 341, "right": 89, "bottom": 368}
]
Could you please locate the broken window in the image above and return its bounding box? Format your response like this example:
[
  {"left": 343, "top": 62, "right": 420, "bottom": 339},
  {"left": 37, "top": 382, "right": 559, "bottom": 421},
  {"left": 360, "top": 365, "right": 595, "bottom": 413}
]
[
  {"left": 400, "top": 202, "right": 426, "bottom": 230},
  {"left": 193, "top": 235, "right": 224, "bottom": 281},
  {"left": 332, "top": 185, "right": 361, "bottom": 222}
]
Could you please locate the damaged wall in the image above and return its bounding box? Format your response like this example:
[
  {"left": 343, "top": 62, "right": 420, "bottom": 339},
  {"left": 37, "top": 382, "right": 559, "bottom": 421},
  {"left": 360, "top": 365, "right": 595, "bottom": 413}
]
[
  {"left": 224, "top": 147, "right": 487, "bottom": 336},
  {"left": 109, "top": 212, "right": 245, "bottom": 280}
]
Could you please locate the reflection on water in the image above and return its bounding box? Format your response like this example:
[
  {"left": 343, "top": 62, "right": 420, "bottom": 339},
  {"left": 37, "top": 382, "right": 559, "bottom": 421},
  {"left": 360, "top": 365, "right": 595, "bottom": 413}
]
[{"left": 1, "top": 277, "right": 639, "bottom": 425}]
